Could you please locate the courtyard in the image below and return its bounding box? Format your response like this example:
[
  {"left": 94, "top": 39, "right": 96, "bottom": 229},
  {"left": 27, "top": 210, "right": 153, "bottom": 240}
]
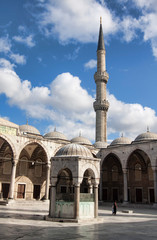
[{"left": 0, "top": 201, "right": 157, "bottom": 239}]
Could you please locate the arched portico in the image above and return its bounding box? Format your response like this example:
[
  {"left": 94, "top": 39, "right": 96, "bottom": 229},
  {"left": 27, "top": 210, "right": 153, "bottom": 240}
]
[
  {"left": 127, "top": 149, "right": 154, "bottom": 203},
  {"left": 0, "top": 136, "right": 15, "bottom": 199},
  {"left": 101, "top": 153, "right": 123, "bottom": 202},
  {"left": 15, "top": 141, "right": 49, "bottom": 200}
]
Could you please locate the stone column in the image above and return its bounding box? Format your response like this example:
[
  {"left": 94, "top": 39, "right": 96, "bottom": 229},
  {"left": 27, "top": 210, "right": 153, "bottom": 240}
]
[
  {"left": 8, "top": 158, "right": 17, "bottom": 199},
  {"left": 89, "top": 184, "right": 93, "bottom": 194},
  {"left": 74, "top": 183, "right": 80, "bottom": 219},
  {"left": 99, "top": 171, "right": 103, "bottom": 201},
  {"left": 153, "top": 170, "right": 157, "bottom": 204},
  {"left": 45, "top": 163, "right": 50, "bottom": 200},
  {"left": 123, "top": 169, "right": 128, "bottom": 203},
  {"left": 49, "top": 184, "right": 56, "bottom": 218},
  {"left": 94, "top": 183, "right": 98, "bottom": 218}
]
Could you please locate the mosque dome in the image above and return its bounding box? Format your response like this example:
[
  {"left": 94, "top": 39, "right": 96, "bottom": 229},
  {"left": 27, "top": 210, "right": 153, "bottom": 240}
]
[
  {"left": 55, "top": 143, "right": 93, "bottom": 158},
  {"left": 19, "top": 124, "right": 40, "bottom": 135},
  {"left": 134, "top": 131, "right": 157, "bottom": 143},
  {"left": 110, "top": 136, "right": 132, "bottom": 147},
  {"left": 44, "top": 130, "right": 67, "bottom": 140},
  {"left": 71, "top": 136, "right": 92, "bottom": 145}
]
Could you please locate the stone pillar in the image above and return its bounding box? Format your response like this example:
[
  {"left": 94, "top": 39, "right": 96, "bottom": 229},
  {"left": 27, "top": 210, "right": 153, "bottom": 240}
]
[
  {"left": 74, "top": 183, "right": 80, "bottom": 219},
  {"left": 45, "top": 163, "right": 50, "bottom": 200},
  {"left": 123, "top": 169, "right": 128, "bottom": 203},
  {"left": 94, "top": 183, "right": 98, "bottom": 218},
  {"left": 99, "top": 171, "right": 103, "bottom": 201},
  {"left": 8, "top": 158, "right": 17, "bottom": 199},
  {"left": 89, "top": 184, "right": 93, "bottom": 194},
  {"left": 153, "top": 170, "right": 157, "bottom": 204},
  {"left": 49, "top": 185, "right": 56, "bottom": 218}
]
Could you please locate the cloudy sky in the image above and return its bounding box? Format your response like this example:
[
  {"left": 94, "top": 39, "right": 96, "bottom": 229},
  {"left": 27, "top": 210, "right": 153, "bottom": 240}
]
[{"left": 0, "top": 0, "right": 157, "bottom": 143}]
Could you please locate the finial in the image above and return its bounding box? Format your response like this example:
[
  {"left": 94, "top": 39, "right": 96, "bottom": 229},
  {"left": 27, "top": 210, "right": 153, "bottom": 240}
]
[
  {"left": 79, "top": 131, "right": 82, "bottom": 137},
  {"left": 54, "top": 126, "right": 56, "bottom": 132},
  {"left": 147, "top": 126, "right": 149, "bottom": 132},
  {"left": 121, "top": 133, "right": 124, "bottom": 138},
  {"left": 26, "top": 119, "right": 28, "bottom": 125},
  {"left": 100, "top": 16, "right": 102, "bottom": 24}
]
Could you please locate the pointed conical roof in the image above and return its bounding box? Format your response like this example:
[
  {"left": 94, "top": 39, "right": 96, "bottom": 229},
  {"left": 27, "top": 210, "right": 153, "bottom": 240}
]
[{"left": 97, "top": 17, "right": 105, "bottom": 51}]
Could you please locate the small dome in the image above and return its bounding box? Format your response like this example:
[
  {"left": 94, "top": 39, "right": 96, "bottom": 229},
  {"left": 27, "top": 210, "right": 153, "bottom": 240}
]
[
  {"left": 55, "top": 143, "right": 93, "bottom": 158},
  {"left": 134, "top": 131, "right": 157, "bottom": 142},
  {"left": 110, "top": 137, "right": 131, "bottom": 146},
  {"left": 44, "top": 131, "right": 67, "bottom": 140},
  {"left": 71, "top": 136, "right": 92, "bottom": 145},
  {"left": 19, "top": 124, "right": 40, "bottom": 135}
]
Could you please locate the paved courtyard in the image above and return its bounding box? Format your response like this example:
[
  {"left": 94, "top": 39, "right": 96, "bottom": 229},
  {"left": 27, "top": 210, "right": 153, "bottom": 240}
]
[{"left": 0, "top": 201, "right": 157, "bottom": 239}]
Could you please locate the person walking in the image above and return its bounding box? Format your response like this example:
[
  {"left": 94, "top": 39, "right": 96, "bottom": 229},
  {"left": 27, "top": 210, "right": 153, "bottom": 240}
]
[{"left": 112, "top": 201, "right": 117, "bottom": 215}]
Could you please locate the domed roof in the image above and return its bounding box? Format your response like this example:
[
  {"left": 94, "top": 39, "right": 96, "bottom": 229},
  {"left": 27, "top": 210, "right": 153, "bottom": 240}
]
[
  {"left": 55, "top": 143, "right": 93, "bottom": 158},
  {"left": 44, "top": 130, "right": 67, "bottom": 140},
  {"left": 19, "top": 124, "right": 40, "bottom": 135},
  {"left": 71, "top": 136, "right": 92, "bottom": 145},
  {"left": 110, "top": 136, "right": 131, "bottom": 146},
  {"left": 134, "top": 131, "right": 157, "bottom": 142}
]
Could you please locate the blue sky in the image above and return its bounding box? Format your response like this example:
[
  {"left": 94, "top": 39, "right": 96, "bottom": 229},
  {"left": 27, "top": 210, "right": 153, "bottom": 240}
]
[{"left": 0, "top": 0, "right": 157, "bottom": 143}]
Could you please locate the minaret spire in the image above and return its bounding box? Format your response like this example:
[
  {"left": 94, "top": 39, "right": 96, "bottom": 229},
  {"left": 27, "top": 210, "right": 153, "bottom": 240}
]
[
  {"left": 97, "top": 17, "right": 105, "bottom": 51},
  {"left": 93, "top": 17, "right": 109, "bottom": 148}
]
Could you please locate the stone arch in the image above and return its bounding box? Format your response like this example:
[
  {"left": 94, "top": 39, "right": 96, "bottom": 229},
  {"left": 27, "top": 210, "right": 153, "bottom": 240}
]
[
  {"left": 101, "top": 153, "right": 123, "bottom": 202},
  {"left": 0, "top": 134, "right": 17, "bottom": 159},
  {"left": 81, "top": 168, "right": 96, "bottom": 193},
  {"left": 17, "top": 139, "right": 49, "bottom": 163},
  {"left": 16, "top": 140, "right": 49, "bottom": 200},
  {"left": 127, "top": 149, "right": 153, "bottom": 203},
  {"left": 79, "top": 162, "right": 99, "bottom": 183},
  {"left": 56, "top": 168, "right": 74, "bottom": 200}
]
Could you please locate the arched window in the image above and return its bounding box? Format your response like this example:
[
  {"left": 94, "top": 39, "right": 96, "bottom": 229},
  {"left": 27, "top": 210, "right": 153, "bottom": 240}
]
[
  {"left": 35, "top": 159, "right": 42, "bottom": 177},
  {"left": 3, "top": 154, "right": 12, "bottom": 174},
  {"left": 20, "top": 157, "right": 28, "bottom": 175},
  {"left": 148, "top": 163, "right": 154, "bottom": 181},
  {"left": 135, "top": 163, "right": 141, "bottom": 181},
  {"left": 112, "top": 165, "right": 118, "bottom": 181}
]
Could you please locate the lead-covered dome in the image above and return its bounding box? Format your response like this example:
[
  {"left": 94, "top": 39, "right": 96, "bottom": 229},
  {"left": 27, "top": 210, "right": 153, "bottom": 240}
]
[
  {"left": 134, "top": 131, "right": 157, "bottom": 142},
  {"left": 110, "top": 136, "right": 131, "bottom": 146},
  {"left": 55, "top": 143, "right": 93, "bottom": 158},
  {"left": 44, "top": 131, "right": 67, "bottom": 140},
  {"left": 71, "top": 136, "right": 92, "bottom": 145},
  {"left": 19, "top": 124, "right": 40, "bottom": 135}
]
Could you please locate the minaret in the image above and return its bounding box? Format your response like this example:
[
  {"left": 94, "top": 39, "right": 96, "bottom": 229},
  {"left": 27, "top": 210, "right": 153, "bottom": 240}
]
[{"left": 93, "top": 17, "right": 109, "bottom": 147}]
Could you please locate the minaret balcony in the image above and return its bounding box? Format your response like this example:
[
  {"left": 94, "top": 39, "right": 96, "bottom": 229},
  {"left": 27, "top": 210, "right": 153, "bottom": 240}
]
[
  {"left": 93, "top": 100, "right": 109, "bottom": 111},
  {"left": 94, "top": 71, "right": 109, "bottom": 83}
]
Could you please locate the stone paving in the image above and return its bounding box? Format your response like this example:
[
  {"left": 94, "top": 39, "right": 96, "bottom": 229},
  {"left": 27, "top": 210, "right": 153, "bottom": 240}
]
[{"left": 0, "top": 201, "right": 157, "bottom": 239}]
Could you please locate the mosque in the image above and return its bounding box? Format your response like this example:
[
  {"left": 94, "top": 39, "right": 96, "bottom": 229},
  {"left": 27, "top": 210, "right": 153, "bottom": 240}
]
[{"left": 0, "top": 18, "right": 157, "bottom": 211}]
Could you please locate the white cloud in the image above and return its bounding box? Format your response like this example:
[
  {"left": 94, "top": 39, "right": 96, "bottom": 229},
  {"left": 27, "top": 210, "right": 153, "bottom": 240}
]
[
  {"left": 13, "top": 34, "right": 35, "bottom": 48},
  {"left": 50, "top": 72, "right": 93, "bottom": 113},
  {"left": 107, "top": 91, "right": 157, "bottom": 140},
  {"left": 0, "top": 36, "right": 11, "bottom": 53},
  {"left": 84, "top": 59, "right": 97, "bottom": 69},
  {"left": 34, "top": 0, "right": 157, "bottom": 59},
  {"left": 1, "top": 61, "right": 157, "bottom": 141},
  {"left": 118, "top": 0, "right": 157, "bottom": 58},
  {"left": 10, "top": 53, "right": 26, "bottom": 65},
  {"left": 120, "top": 16, "right": 139, "bottom": 42},
  {"left": 0, "top": 58, "right": 15, "bottom": 70},
  {"left": 36, "top": 0, "right": 118, "bottom": 43}
]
